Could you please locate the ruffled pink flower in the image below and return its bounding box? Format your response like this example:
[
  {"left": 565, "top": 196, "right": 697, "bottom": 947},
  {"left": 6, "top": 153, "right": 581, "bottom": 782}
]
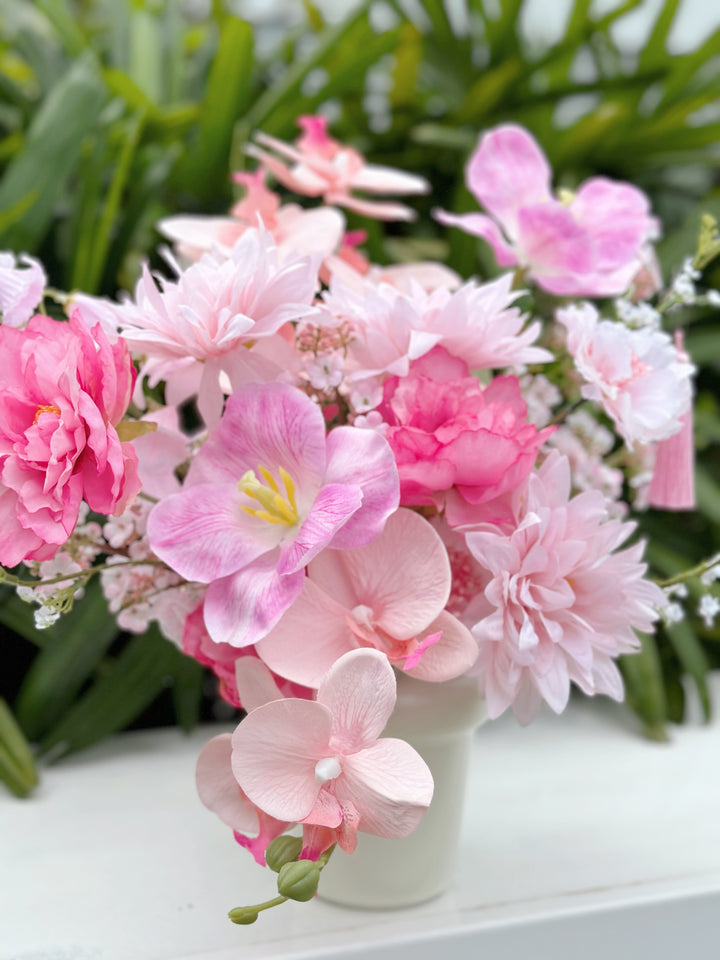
[
  {"left": 0, "top": 311, "right": 140, "bottom": 566},
  {"left": 248, "top": 115, "right": 428, "bottom": 221},
  {"left": 557, "top": 302, "right": 694, "bottom": 446},
  {"left": 147, "top": 382, "right": 399, "bottom": 647},
  {"left": 257, "top": 508, "right": 478, "bottom": 686},
  {"left": 464, "top": 452, "right": 665, "bottom": 723},
  {"left": 232, "top": 648, "right": 433, "bottom": 853},
  {"left": 0, "top": 252, "right": 46, "bottom": 327},
  {"left": 436, "top": 124, "right": 659, "bottom": 297},
  {"left": 376, "top": 346, "right": 553, "bottom": 526},
  {"left": 157, "top": 170, "right": 345, "bottom": 265},
  {"left": 111, "top": 230, "right": 319, "bottom": 426}
]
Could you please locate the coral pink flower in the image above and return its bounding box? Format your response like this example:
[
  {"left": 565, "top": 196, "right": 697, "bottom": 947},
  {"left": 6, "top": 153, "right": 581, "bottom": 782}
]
[
  {"left": 464, "top": 452, "right": 665, "bottom": 723},
  {"left": 232, "top": 648, "right": 433, "bottom": 852},
  {"left": 436, "top": 124, "right": 658, "bottom": 297},
  {"left": 248, "top": 115, "right": 429, "bottom": 221},
  {"left": 147, "top": 382, "right": 399, "bottom": 647},
  {"left": 376, "top": 346, "right": 553, "bottom": 526},
  {"left": 0, "top": 252, "right": 46, "bottom": 327},
  {"left": 0, "top": 311, "right": 140, "bottom": 566},
  {"left": 257, "top": 508, "right": 478, "bottom": 686},
  {"left": 557, "top": 302, "right": 694, "bottom": 446},
  {"left": 111, "top": 229, "right": 319, "bottom": 426},
  {"left": 157, "top": 170, "right": 345, "bottom": 265}
]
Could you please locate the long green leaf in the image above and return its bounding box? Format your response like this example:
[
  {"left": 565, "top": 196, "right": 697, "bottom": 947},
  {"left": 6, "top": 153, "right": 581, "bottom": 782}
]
[
  {"left": 15, "top": 579, "right": 120, "bottom": 742},
  {"left": 0, "top": 53, "right": 107, "bottom": 251},
  {"left": 620, "top": 633, "right": 669, "bottom": 741},
  {"left": 0, "top": 699, "right": 38, "bottom": 798},
  {"left": 37, "top": 627, "right": 188, "bottom": 761},
  {"left": 638, "top": 0, "right": 680, "bottom": 70},
  {"left": 32, "top": 0, "right": 87, "bottom": 57},
  {"left": 664, "top": 621, "right": 712, "bottom": 722}
]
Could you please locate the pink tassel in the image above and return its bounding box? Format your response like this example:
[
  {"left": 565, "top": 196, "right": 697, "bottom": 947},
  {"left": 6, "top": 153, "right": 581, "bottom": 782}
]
[{"left": 648, "top": 332, "right": 695, "bottom": 510}]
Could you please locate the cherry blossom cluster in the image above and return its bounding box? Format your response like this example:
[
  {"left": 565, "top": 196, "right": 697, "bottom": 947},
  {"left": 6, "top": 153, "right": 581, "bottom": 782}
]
[{"left": 0, "top": 116, "right": 714, "bottom": 913}]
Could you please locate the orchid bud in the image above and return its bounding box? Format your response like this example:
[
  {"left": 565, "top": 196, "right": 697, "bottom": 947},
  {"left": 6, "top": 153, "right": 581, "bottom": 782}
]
[
  {"left": 265, "top": 835, "right": 303, "bottom": 873},
  {"left": 228, "top": 906, "right": 259, "bottom": 925},
  {"left": 277, "top": 860, "right": 320, "bottom": 902}
]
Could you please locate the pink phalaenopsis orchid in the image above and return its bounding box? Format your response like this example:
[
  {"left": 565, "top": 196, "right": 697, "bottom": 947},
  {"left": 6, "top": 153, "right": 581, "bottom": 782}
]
[
  {"left": 436, "top": 124, "right": 658, "bottom": 297},
  {"left": 147, "top": 381, "right": 399, "bottom": 647},
  {"left": 463, "top": 452, "right": 665, "bottom": 723},
  {"left": 232, "top": 648, "right": 434, "bottom": 853},
  {"left": 248, "top": 115, "right": 429, "bottom": 221},
  {"left": 257, "top": 508, "right": 478, "bottom": 687},
  {"left": 0, "top": 252, "right": 46, "bottom": 328},
  {"left": 0, "top": 311, "right": 140, "bottom": 567}
]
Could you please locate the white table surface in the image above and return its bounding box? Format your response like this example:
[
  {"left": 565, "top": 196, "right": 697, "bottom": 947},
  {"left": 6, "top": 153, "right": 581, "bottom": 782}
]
[{"left": 2, "top": 677, "right": 719, "bottom": 960}]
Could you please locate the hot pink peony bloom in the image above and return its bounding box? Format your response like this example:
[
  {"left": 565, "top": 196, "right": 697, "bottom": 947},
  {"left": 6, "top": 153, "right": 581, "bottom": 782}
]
[
  {"left": 157, "top": 170, "right": 346, "bottom": 265},
  {"left": 376, "top": 346, "right": 553, "bottom": 526},
  {"left": 257, "top": 508, "right": 478, "bottom": 686},
  {"left": 436, "top": 124, "right": 659, "bottom": 297},
  {"left": 247, "top": 115, "right": 429, "bottom": 221},
  {"left": 464, "top": 452, "right": 665, "bottom": 723},
  {"left": 232, "top": 648, "right": 433, "bottom": 852},
  {"left": 557, "top": 302, "right": 694, "bottom": 446},
  {"left": 0, "top": 311, "right": 140, "bottom": 566},
  {"left": 147, "top": 382, "right": 399, "bottom": 647},
  {"left": 109, "top": 229, "right": 319, "bottom": 426},
  {"left": 0, "top": 252, "right": 46, "bottom": 327}
]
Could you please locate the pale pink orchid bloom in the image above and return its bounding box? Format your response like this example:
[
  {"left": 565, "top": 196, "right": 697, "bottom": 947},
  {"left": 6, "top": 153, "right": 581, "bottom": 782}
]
[
  {"left": 557, "top": 302, "right": 694, "bottom": 447},
  {"left": 232, "top": 648, "right": 434, "bottom": 851},
  {"left": 101, "top": 229, "right": 319, "bottom": 426},
  {"left": 247, "top": 115, "right": 429, "bottom": 221},
  {"left": 436, "top": 124, "right": 659, "bottom": 297},
  {"left": 157, "top": 170, "right": 346, "bottom": 266},
  {"left": 256, "top": 507, "right": 478, "bottom": 687},
  {"left": 147, "top": 382, "right": 399, "bottom": 648},
  {"left": 648, "top": 332, "right": 695, "bottom": 510},
  {"left": 0, "top": 252, "right": 46, "bottom": 327},
  {"left": 464, "top": 452, "right": 665, "bottom": 723}
]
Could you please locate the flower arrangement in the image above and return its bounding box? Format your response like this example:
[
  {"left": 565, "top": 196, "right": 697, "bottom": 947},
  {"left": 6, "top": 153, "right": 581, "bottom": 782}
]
[{"left": 2, "top": 116, "right": 719, "bottom": 920}]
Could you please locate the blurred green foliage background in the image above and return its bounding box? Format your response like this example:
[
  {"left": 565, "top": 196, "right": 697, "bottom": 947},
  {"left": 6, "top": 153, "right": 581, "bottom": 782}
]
[{"left": 1, "top": 0, "right": 719, "bottom": 791}]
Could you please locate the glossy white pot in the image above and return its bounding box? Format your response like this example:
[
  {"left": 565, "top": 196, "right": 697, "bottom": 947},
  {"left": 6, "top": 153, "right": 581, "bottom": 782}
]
[{"left": 320, "top": 671, "right": 487, "bottom": 909}]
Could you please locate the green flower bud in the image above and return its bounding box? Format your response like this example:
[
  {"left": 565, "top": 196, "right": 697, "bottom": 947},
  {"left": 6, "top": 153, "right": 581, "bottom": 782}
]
[
  {"left": 265, "top": 835, "right": 303, "bottom": 873},
  {"left": 277, "top": 860, "right": 321, "bottom": 902},
  {"left": 228, "top": 906, "right": 259, "bottom": 925}
]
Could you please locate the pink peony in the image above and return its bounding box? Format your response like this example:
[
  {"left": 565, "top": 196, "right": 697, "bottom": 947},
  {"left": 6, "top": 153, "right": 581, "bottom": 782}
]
[
  {"left": 147, "top": 382, "right": 399, "bottom": 647},
  {"left": 247, "top": 115, "right": 428, "bottom": 221},
  {"left": 464, "top": 452, "right": 665, "bottom": 723},
  {"left": 0, "top": 311, "right": 140, "bottom": 567},
  {"left": 0, "top": 252, "right": 46, "bottom": 328},
  {"left": 376, "top": 346, "right": 553, "bottom": 526},
  {"left": 436, "top": 124, "right": 658, "bottom": 297},
  {"left": 557, "top": 302, "right": 694, "bottom": 446},
  {"left": 257, "top": 507, "right": 478, "bottom": 686}
]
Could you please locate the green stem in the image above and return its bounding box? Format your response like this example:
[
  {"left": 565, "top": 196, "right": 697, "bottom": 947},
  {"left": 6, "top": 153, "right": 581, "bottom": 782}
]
[
  {"left": 656, "top": 555, "right": 720, "bottom": 588},
  {"left": 0, "top": 558, "right": 168, "bottom": 590}
]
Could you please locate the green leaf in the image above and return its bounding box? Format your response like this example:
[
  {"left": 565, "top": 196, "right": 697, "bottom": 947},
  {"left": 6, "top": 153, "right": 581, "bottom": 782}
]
[
  {"left": 638, "top": 0, "right": 680, "bottom": 70},
  {"left": 171, "top": 655, "right": 205, "bottom": 733},
  {"left": 0, "top": 699, "right": 38, "bottom": 798},
  {"left": 620, "top": 633, "right": 669, "bottom": 741},
  {"left": 15, "top": 579, "right": 120, "bottom": 742},
  {"left": 32, "top": 0, "right": 87, "bottom": 57},
  {"left": 0, "top": 52, "right": 107, "bottom": 251},
  {"left": 37, "top": 626, "right": 187, "bottom": 761},
  {"left": 664, "top": 621, "right": 712, "bottom": 722}
]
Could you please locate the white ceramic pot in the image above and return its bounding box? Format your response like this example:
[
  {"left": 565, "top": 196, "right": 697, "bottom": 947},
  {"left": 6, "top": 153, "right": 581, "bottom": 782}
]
[{"left": 320, "top": 671, "right": 486, "bottom": 909}]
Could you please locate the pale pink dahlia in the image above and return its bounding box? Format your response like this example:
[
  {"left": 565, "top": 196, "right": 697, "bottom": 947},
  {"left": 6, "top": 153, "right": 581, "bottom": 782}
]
[
  {"left": 147, "top": 382, "right": 399, "bottom": 647},
  {"left": 0, "top": 312, "right": 140, "bottom": 566},
  {"left": 464, "top": 452, "right": 664, "bottom": 723}
]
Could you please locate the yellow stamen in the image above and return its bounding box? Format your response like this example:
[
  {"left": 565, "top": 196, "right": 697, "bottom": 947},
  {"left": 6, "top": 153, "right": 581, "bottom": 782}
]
[
  {"left": 238, "top": 464, "right": 299, "bottom": 526},
  {"left": 33, "top": 404, "right": 60, "bottom": 424},
  {"left": 557, "top": 187, "right": 575, "bottom": 207}
]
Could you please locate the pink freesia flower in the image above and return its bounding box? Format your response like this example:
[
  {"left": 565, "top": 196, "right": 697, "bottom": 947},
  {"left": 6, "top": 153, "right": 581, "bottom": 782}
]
[
  {"left": 557, "top": 302, "right": 694, "bottom": 446},
  {"left": 0, "top": 252, "right": 46, "bottom": 327},
  {"left": 157, "top": 170, "right": 346, "bottom": 265},
  {"left": 248, "top": 115, "right": 429, "bottom": 221},
  {"left": 257, "top": 508, "right": 478, "bottom": 686},
  {"left": 232, "top": 648, "right": 434, "bottom": 852},
  {"left": 110, "top": 229, "right": 319, "bottom": 426},
  {"left": 464, "top": 452, "right": 665, "bottom": 723},
  {"left": 147, "top": 382, "right": 399, "bottom": 647},
  {"left": 0, "top": 311, "right": 140, "bottom": 567},
  {"left": 376, "top": 346, "right": 553, "bottom": 526},
  {"left": 436, "top": 124, "right": 659, "bottom": 297}
]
